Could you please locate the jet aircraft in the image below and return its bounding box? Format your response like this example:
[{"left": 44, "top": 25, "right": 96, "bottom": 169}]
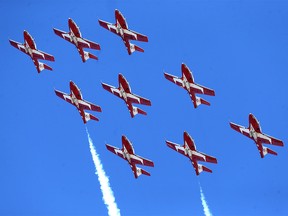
[
  {"left": 53, "top": 18, "right": 101, "bottom": 62},
  {"left": 106, "top": 135, "right": 154, "bottom": 178},
  {"left": 230, "top": 113, "right": 284, "bottom": 158},
  {"left": 54, "top": 81, "right": 102, "bottom": 124},
  {"left": 166, "top": 131, "right": 217, "bottom": 175},
  {"left": 98, "top": 9, "right": 148, "bottom": 55},
  {"left": 102, "top": 74, "right": 151, "bottom": 118},
  {"left": 164, "top": 63, "right": 215, "bottom": 108},
  {"left": 9, "top": 30, "right": 55, "bottom": 73}
]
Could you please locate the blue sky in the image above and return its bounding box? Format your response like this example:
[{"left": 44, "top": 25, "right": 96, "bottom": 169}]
[{"left": 1, "top": 0, "right": 288, "bottom": 215}]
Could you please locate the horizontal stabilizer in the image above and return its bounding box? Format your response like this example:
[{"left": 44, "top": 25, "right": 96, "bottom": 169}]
[
  {"left": 128, "top": 43, "right": 144, "bottom": 55},
  {"left": 194, "top": 96, "right": 210, "bottom": 108},
  {"left": 82, "top": 50, "right": 98, "bottom": 62},
  {"left": 197, "top": 164, "right": 212, "bottom": 175},
  {"left": 135, "top": 167, "right": 150, "bottom": 178},
  {"left": 130, "top": 105, "right": 147, "bottom": 118},
  {"left": 262, "top": 146, "right": 277, "bottom": 158},
  {"left": 83, "top": 112, "right": 99, "bottom": 124},
  {"left": 34, "top": 60, "right": 52, "bottom": 73}
]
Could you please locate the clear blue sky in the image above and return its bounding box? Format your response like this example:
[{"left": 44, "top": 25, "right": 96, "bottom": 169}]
[{"left": 1, "top": 1, "right": 288, "bottom": 215}]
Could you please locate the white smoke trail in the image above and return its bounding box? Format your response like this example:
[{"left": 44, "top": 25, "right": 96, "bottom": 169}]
[
  {"left": 199, "top": 184, "right": 213, "bottom": 216},
  {"left": 86, "top": 128, "right": 121, "bottom": 216}
]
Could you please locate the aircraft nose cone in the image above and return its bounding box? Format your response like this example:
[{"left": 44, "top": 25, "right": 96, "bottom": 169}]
[
  {"left": 249, "top": 113, "right": 255, "bottom": 121},
  {"left": 118, "top": 73, "right": 123, "bottom": 81},
  {"left": 68, "top": 18, "right": 73, "bottom": 23},
  {"left": 23, "top": 30, "right": 29, "bottom": 37},
  {"left": 69, "top": 80, "right": 75, "bottom": 88}
]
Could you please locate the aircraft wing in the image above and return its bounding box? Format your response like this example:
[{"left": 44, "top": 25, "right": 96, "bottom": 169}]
[
  {"left": 54, "top": 89, "right": 73, "bottom": 105},
  {"left": 127, "top": 93, "right": 151, "bottom": 106},
  {"left": 130, "top": 154, "right": 154, "bottom": 167},
  {"left": 98, "top": 20, "right": 118, "bottom": 35},
  {"left": 193, "top": 151, "right": 218, "bottom": 164},
  {"left": 78, "top": 99, "right": 102, "bottom": 112},
  {"left": 164, "top": 73, "right": 184, "bottom": 87},
  {"left": 106, "top": 144, "right": 125, "bottom": 160},
  {"left": 166, "top": 140, "right": 186, "bottom": 156},
  {"left": 9, "top": 40, "right": 27, "bottom": 54},
  {"left": 123, "top": 29, "right": 148, "bottom": 42},
  {"left": 230, "top": 122, "right": 251, "bottom": 139},
  {"left": 191, "top": 83, "right": 215, "bottom": 96},
  {"left": 257, "top": 133, "right": 284, "bottom": 146},
  {"left": 53, "top": 28, "right": 72, "bottom": 43},
  {"left": 32, "top": 49, "right": 55, "bottom": 61},
  {"left": 102, "top": 83, "right": 122, "bottom": 99},
  {"left": 77, "top": 37, "right": 101, "bottom": 50}
]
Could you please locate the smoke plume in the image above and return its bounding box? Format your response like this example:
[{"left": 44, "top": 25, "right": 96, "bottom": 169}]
[
  {"left": 86, "top": 128, "right": 121, "bottom": 216},
  {"left": 199, "top": 184, "right": 212, "bottom": 216}
]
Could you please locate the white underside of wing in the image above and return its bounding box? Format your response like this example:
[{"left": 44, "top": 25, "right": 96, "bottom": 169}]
[
  {"left": 114, "top": 148, "right": 124, "bottom": 157},
  {"left": 192, "top": 151, "right": 206, "bottom": 161},
  {"left": 63, "top": 33, "right": 72, "bottom": 41},
  {"left": 127, "top": 93, "right": 140, "bottom": 103},
  {"left": 77, "top": 37, "right": 89, "bottom": 47},
  {"left": 78, "top": 99, "right": 91, "bottom": 109},
  {"left": 32, "top": 49, "right": 45, "bottom": 59},
  {"left": 123, "top": 29, "right": 137, "bottom": 39},
  {"left": 130, "top": 154, "right": 144, "bottom": 165},
  {"left": 239, "top": 127, "right": 249, "bottom": 135},
  {"left": 63, "top": 94, "right": 72, "bottom": 102},
  {"left": 257, "top": 133, "right": 272, "bottom": 144},
  {"left": 190, "top": 83, "right": 204, "bottom": 93},
  {"left": 175, "top": 145, "right": 185, "bottom": 153},
  {"left": 173, "top": 77, "right": 183, "bottom": 86},
  {"left": 107, "top": 24, "right": 116, "bottom": 31},
  {"left": 111, "top": 87, "right": 120, "bottom": 95}
]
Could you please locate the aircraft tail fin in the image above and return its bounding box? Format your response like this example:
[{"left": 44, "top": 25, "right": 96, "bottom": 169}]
[
  {"left": 83, "top": 112, "right": 99, "bottom": 124},
  {"left": 130, "top": 105, "right": 147, "bottom": 118},
  {"left": 262, "top": 146, "right": 277, "bottom": 157},
  {"left": 194, "top": 96, "right": 210, "bottom": 108},
  {"left": 196, "top": 164, "right": 212, "bottom": 175},
  {"left": 134, "top": 167, "right": 150, "bottom": 178},
  {"left": 128, "top": 43, "right": 144, "bottom": 55}
]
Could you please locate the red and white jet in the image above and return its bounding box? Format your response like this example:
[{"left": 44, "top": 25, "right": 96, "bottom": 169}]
[
  {"left": 54, "top": 81, "right": 102, "bottom": 124},
  {"left": 102, "top": 74, "right": 151, "bottom": 118},
  {"left": 9, "top": 30, "right": 55, "bottom": 73},
  {"left": 53, "top": 18, "right": 101, "bottom": 62},
  {"left": 106, "top": 135, "right": 154, "bottom": 178},
  {"left": 98, "top": 9, "right": 148, "bottom": 55},
  {"left": 164, "top": 63, "right": 215, "bottom": 108},
  {"left": 166, "top": 131, "right": 218, "bottom": 175},
  {"left": 230, "top": 113, "right": 284, "bottom": 158}
]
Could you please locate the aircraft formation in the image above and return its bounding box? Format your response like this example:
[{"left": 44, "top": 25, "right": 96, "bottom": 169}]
[{"left": 9, "top": 9, "right": 285, "bottom": 179}]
